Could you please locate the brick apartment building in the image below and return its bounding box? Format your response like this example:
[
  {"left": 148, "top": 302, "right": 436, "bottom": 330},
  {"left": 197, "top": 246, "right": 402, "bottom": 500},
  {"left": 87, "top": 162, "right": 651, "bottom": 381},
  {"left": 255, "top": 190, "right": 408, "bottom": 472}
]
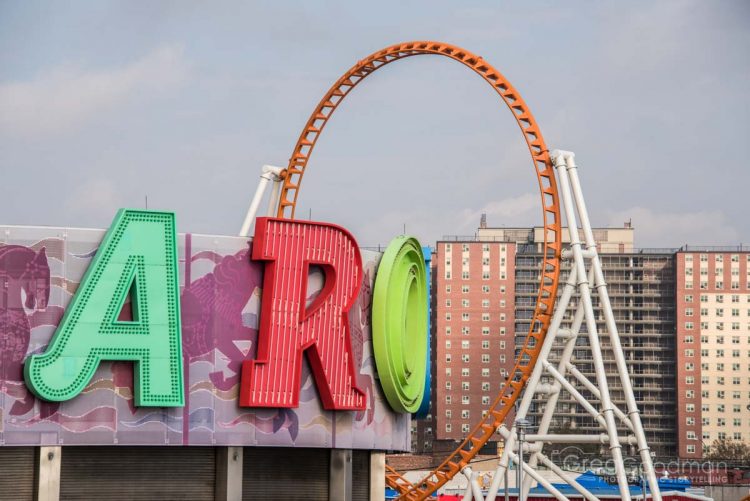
[
  {"left": 416, "top": 222, "right": 680, "bottom": 458},
  {"left": 675, "top": 249, "right": 750, "bottom": 458}
]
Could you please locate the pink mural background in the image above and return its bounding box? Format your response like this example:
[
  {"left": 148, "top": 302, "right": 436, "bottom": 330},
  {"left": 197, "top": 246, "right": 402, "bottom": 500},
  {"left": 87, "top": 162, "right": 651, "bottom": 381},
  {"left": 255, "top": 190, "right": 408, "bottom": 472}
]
[{"left": 0, "top": 225, "right": 409, "bottom": 450}]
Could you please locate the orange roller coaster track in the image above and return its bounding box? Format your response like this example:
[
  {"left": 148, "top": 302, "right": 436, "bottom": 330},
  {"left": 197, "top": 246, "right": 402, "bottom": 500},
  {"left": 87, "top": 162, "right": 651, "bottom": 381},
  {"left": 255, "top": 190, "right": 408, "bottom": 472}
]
[{"left": 277, "top": 41, "right": 562, "bottom": 501}]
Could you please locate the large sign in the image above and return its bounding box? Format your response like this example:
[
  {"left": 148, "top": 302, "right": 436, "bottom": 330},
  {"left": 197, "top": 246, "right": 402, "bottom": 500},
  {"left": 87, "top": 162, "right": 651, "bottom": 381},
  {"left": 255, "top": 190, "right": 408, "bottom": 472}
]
[{"left": 0, "top": 215, "right": 415, "bottom": 449}]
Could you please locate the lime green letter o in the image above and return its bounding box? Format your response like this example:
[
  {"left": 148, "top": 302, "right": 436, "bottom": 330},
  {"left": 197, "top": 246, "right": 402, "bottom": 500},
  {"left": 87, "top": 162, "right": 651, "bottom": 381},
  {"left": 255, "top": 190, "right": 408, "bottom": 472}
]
[{"left": 372, "top": 236, "right": 428, "bottom": 413}]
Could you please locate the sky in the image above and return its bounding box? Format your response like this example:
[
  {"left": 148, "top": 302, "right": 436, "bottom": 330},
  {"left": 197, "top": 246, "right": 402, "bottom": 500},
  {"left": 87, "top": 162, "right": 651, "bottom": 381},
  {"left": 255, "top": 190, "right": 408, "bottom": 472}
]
[{"left": 1, "top": 1, "right": 748, "bottom": 249}]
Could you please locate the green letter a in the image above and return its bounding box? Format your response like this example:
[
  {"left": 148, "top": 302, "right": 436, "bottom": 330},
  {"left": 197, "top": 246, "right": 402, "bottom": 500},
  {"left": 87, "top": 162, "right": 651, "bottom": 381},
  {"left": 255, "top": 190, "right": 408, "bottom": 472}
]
[{"left": 25, "top": 209, "right": 184, "bottom": 406}]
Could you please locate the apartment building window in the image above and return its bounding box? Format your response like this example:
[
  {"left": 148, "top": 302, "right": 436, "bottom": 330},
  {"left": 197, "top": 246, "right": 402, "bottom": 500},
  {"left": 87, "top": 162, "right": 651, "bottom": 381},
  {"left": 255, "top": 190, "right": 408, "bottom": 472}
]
[
  {"left": 482, "top": 396, "right": 490, "bottom": 405},
  {"left": 700, "top": 322, "right": 709, "bottom": 330},
  {"left": 482, "top": 300, "right": 490, "bottom": 308},
  {"left": 716, "top": 255, "right": 724, "bottom": 263},
  {"left": 685, "top": 349, "right": 694, "bottom": 357},
  {"left": 445, "top": 409, "right": 451, "bottom": 418},
  {"left": 685, "top": 322, "right": 693, "bottom": 330},
  {"left": 461, "top": 410, "right": 470, "bottom": 419},
  {"left": 462, "top": 244, "right": 470, "bottom": 252},
  {"left": 701, "top": 375, "right": 709, "bottom": 384},
  {"left": 462, "top": 299, "right": 470, "bottom": 308},
  {"left": 481, "top": 370, "right": 489, "bottom": 379},
  {"left": 700, "top": 254, "right": 708, "bottom": 262},
  {"left": 446, "top": 368, "right": 452, "bottom": 377},
  {"left": 686, "top": 308, "right": 693, "bottom": 317},
  {"left": 716, "top": 281, "right": 724, "bottom": 289},
  {"left": 732, "top": 254, "right": 740, "bottom": 262},
  {"left": 446, "top": 326, "right": 451, "bottom": 335},
  {"left": 462, "top": 285, "right": 470, "bottom": 293},
  {"left": 687, "top": 431, "right": 696, "bottom": 439},
  {"left": 482, "top": 382, "right": 490, "bottom": 391},
  {"left": 445, "top": 340, "right": 451, "bottom": 349},
  {"left": 500, "top": 272, "right": 507, "bottom": 280},
  {"left": 716, "top": 267, "right": 724, "bottom": 276},
  {"left": 686, "top": 417, "right": 695, "bottom": 425},
  {"left": 686, "top": 254, "right": 694, "bottom": 262},
  {"left": 500, "top": 341, "right": 506, "bottom": 349},
  {"left": 500, "top": 299, "right": 506, "bottom": 307},
  {"left": 446, "top": 354, "right": 451, "bottom": 363},
  {"left": 462, "top": 424, "right": 470, "bottom": 433},
  {"left": 482, "top": 257, "right": 490, "bottom": 266},
  {"left": 461, "top": 340, "right": 470, "bottom": 349},
  {"left": 500, "top": 313, "right": 506, "bottom": 321},
  {"left": 482, "top": 313, "right": 490, "bottom": 322},
  {"left": 446, "top": 299, "right": 452, "bottom": 307},
  {"left": 482, "top": 354, "right": 490, "bottom": 363},
  {"left": 461, "top": 354, "right": 470, "bottom": 363},
  {"left": 733, "top": 323, "right": 740, "bottom": 330},
  {"left": 482, "top": 271, "right": 490, "bottom": 280},
  {"left": 732, "top": 295, "right": 740, "bottom": 303},
  {"left": 685, "top": 295, "right": 693, "bottom": 302},
  {"left": 446, "top": 424, "right": 452, "bottom": 433},
  {"left": 446, "top": 395, "right": 451, "bottom": 404},
  {"left": 700, "top": 308, "right": 708, "bottom": 315},
  {"left": 462, "top": 313, "right": 470, "bottom": 321},
  {"left": 700, "top": 295, "right": 708, "bottom": 302},
  {"left": 462, "top": 326, "right": 470, "bottom": 335},
  {"left": 446, "top": 271, "right": 451, "bottom": 280},
  {"left": 445, "top": 381, "right": 451, "bottom": 390},
  {"left": 700, "top": 282, "right": 708, "bottom": 289},
  {"left": 686, "top": 389, "right": 694, "bottom": 398},
  {"left": 685, "top": 281, "right": 693, "bottom": 289},
  {"left": 482, "top": 285, "right": 490, "bottom": 293},
  {"left": 482, "top": 340, "right": 490, "bottom": 349},
  {"left": 461, "top": 368, "right": 470, "bottom": 377},
  {"left": 446, "top": 312, "right": 451, "bottom": 321},
  {"left": 732, "top": 282, "right": 740, "bottom": 289},
  {"left": 462, "top": 395, "right": 470, "bottom": 404},
  {"left": 685, "top": 336, "right": 694, "bottom": 343},
  {"left": 687, "top": 445, "right": 696, "bottom": 454},
  {"left": 686, "top": 376, "right": 694, "bottom": 384},
  {"left": 446, "top": 285, "right": 451, "bottom": 293},
  {"left": 500, "top": 327, "right": 506, "bottom": 335},
  {"left": 481, "top": 327, "right": 490, "bottom": 335},
  {"left": 718, "top": 295, "right": 725, "bottom": 303},
  {"left": 462, "top": 271, "right": 470, "bottom": 280}
]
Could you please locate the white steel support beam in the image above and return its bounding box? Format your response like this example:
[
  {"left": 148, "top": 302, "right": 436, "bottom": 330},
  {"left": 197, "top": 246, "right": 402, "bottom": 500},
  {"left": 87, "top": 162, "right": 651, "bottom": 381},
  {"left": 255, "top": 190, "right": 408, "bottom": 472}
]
[
  {"left": 552, "top": 150, "right": 631, "bottom": 501},
  {"left": 464, "top": 149, "right": 661, "bottom": 501},
  {"left": 564, "top": 156, "right": 661, "bottom": 501}
]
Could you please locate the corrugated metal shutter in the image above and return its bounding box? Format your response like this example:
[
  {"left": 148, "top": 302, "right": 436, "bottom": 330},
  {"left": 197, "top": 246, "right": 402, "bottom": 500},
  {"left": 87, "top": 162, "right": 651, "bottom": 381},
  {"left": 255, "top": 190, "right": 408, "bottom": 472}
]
[
  {"left": 351, "top": 450, "right": 370, "bottom": 501},
  {"left": 60, "top": 446, "right": 215, "bottom": 500},
  {"left": 243, "top": 447, "right": 329, "bottom": 500},
  {"left": 0, "top": 447, "right": 35, "bottom": 501}
]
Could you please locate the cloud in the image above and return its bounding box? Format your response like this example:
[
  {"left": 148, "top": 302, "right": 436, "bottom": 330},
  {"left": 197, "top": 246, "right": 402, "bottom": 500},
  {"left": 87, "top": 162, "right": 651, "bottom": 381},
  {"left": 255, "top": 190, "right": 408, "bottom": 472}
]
[
  {"left": 605, "top": 207, "right": 741, "bottom": 248},
  {"left": 64, "top": 178, "right": 124, "bottom": 221},
  {"left": 0, "top": 46, "right": 189, "bottom": 136},
  {"left": 349, "top": 193, "right": 540, "bottom": 246}
]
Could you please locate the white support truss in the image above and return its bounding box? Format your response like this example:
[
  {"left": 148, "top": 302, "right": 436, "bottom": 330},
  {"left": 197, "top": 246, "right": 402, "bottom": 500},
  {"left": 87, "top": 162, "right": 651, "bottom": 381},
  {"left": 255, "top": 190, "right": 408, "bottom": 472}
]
[{"left": 465, "top": 150, "right": 662, "bottom": 501}]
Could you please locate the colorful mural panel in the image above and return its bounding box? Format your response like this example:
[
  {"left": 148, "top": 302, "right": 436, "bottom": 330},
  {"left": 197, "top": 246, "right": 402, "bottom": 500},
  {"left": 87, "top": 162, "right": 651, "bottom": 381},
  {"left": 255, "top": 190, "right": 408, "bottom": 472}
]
[{"left": 0, "top": 225, "right": 409, "bottom": 450}]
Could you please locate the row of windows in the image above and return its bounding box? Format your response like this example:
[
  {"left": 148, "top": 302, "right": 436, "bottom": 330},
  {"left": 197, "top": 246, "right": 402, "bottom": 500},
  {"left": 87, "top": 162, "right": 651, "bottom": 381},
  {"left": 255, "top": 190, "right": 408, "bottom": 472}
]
[
  {"left": 444, "top": 353, "right": 504, "bottom": 364},
  {"left": 444, "top": 326, "right": 508, "bottom": 335},
  {"left": 685, "top": 363, "right": 748, "bottom": 376},
  {"left": 685, "top": 351, "right": 747, "bottom": 366},
  {"left": 685, "top": 307, "right": 750, "bottom": 316},
  {"left": 445, "top": 368, "right": 493, "bottom": 378},
  {"left": 445, "top": 312, "right": 508, "bottom": 322},
  {"left": 445, "top": 271, "right": 509, "bottom": 280},
  {"left": 684, "top": 294, "right": 750, "bottom": 303},
  {"left": 686, "top": 417, "right": 747, "bottom": 427},
  {"left": 444, "top": 340, "right": 506, "bottom": 349},
  {"left": 684, "top": 374, "right": 746, "bottom": 385},
  {"left": 685, "top": 254, "right": 748, "bottom": 263},
  {"left": 444, "top": 243, "right": 508, "bottom": 253},
  {"left": 684, "top": 390, "right": 748, "bottom": 399},
  {"left": 685, "top": 267, "right": 744, "bottom": 276},
  {"left": 684, "top": 321, "right": 750, "bottom": 331},
  {"left": 686, "top": 403, "right": 746, "bottom": 413},
  {"left": 684, "top": 281, "right": 747, "bottom": 290}
]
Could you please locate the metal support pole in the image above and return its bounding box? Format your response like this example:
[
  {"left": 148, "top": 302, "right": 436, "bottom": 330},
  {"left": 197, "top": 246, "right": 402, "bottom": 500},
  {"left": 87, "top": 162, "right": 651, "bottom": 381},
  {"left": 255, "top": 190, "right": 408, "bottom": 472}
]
[
  {"left": 37, "top": 446, "right": 61, "bottom": 501},
  {"left": 238, "top": 164, "right": 284, "bottom": 237},
  {"left": 329, "top": 449, "right": 352, "bottom": 501},
  {"left": 370, "top": 452, "right": 385, "bottom": 501},
  {"left": 215, "top": 446, "right": 243, "bottom": 501},
  {"left": 552, "top": 151, "right": 631, "bottom": 500},
  {"left": 562, "top": 151, "right": 661, "bottom": 501}
]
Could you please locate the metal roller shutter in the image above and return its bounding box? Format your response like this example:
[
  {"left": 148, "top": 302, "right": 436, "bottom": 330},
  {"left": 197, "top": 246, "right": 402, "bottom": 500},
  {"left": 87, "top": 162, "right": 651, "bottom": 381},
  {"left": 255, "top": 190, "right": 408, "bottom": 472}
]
[
  {"left": 243, "top": 447, "right": 329, "bottom": 500},
  {"left": 60, "top": 446, "right": 215, "bottom": 500},
  {"left": 351, "top": 450, "right": 370, "bottom": 501},
  {"left": 0, "top": 447, "right": 35, "bottom": 501}
]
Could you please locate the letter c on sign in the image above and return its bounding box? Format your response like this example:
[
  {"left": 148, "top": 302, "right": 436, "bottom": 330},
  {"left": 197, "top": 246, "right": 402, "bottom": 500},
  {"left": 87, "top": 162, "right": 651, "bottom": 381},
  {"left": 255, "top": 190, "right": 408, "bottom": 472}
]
[{"left": 372, "top": 236, "right": 428, "bottom": 413}]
